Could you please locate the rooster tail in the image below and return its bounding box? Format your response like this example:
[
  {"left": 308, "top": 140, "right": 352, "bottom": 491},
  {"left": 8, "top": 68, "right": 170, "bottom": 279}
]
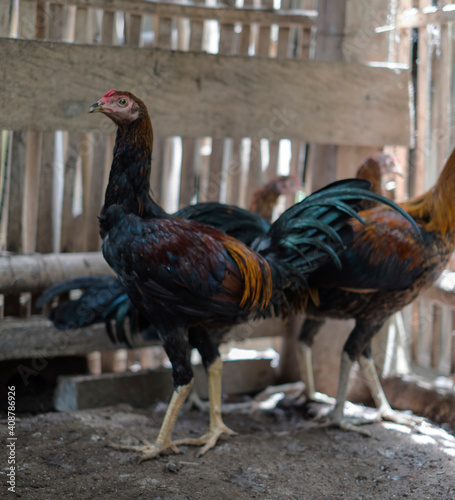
[
  {"left": 255, "top": 178, "right": 421, "bottom": 281},
  {"left": 37, "top": 275, "right": 140, "bottom": 347}
]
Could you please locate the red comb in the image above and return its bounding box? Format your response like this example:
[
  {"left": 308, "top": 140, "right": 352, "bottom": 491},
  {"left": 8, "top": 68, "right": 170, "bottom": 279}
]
[{"left": 103, "top": 89, "right": 117, "bottom": 98}]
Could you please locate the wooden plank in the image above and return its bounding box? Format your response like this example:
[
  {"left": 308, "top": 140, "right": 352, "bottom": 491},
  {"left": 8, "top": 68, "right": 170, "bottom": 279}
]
[
  {"left": 0, "top": 1, "right": 12, "bottom": 37},
  {"left": 53, "top": 357, "right": 275, "bottom": 410},
  {"left": 179, "top": 138, "right": 198, "bottom": 208},
  {"left": 22, "top": 131, "right": 43, "bottom": 253},
  {"left": 0, "top": 317, "right": 158, "bottom": 361},
  {"left": 225, "top": 138, "right": 242, "bottom": 205},
  {"left": 6, "top": 132, "right": 26, "bottom": 252},
  {"left": 125, "top": 13, "right": 142, "bottom": 46},
  {"left": 18, "top": 0, "right": 37, "bottom": 39},
  {"left": 0, "top": 252, "right": 113, "bottom": 294},
  {"left": 398, "top": 6, "right": 455, "bottom": 28},
  {"left": 49, "top": 0, "right": 317, "bottom": 27},
  {"left": 60, "top": 134, "right": 80, "bottom": 252},
  {"left": 382, "top": 374, "right": 455, "bottom": 427},
  {"left": 35, "top": 132, "right": 55, "bottom": 253},
  {"left": 412, "top": 1, "right": 431, "bottom": 196},
  {"left": 0, "top": 314, "right": 285, "bottom": 361},
  {"left": 0, "top": 38, "right": 411, "bottom": 146},
  {"left": 54, "top": 369, "right": 173, "bottom": 410},
  {"left": 101, "top": 10, "right": 115, "bottom": 45}
]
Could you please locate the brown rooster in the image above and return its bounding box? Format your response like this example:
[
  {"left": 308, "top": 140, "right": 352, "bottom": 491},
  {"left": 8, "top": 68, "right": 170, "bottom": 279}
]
[
  {"left": 88, "top": 90, "right": 409, "bottom": 459},
  {"left": 298, "top": 149, "right": 455, "bottom": 432},
  {"left": 356, "top": 152, "right": 402, "bottom": 209},
  {"left": 249, "top": 174, "right": 302, "bottom": 222}
]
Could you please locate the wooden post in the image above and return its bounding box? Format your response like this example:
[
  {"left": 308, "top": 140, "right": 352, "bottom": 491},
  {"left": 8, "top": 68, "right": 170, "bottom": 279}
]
[{"left": 305, "top": 1, "right": 347, "bottom": 193}]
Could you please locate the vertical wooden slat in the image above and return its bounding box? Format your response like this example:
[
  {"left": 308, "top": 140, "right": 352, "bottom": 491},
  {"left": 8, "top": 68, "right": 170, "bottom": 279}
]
[
  {"left": 74, "top": 5, "right": 91, "bottom": 44},
  {"left": 179, "top": 16, "right": 204, "bottom": 208},
  {"left": 440, "top": 307, "right": 452, "bottom": 375},
  {"left": 60, "top": 134, "right": 80, "bottom": 252},
  {"left": 125, "top": 13, "right": 142, "bottom": 46},
  {"left": 431, "top": 304, "right": 441, "bottom": 369},
  {"left": 412, "top": 0, "right": 431, "bottom": 197},
  {"left": 205, "top": 17, "right": 238, "bottom": 203},
  {"left": 6, "top": 132, "right": 26, "bottom": 252},
  {"left": 35, "top": 132, "right": 55, "bottom": 253},
  {"left": 101, "top": 10, "right": 115, "bottom": 44},
  {"left": 22, "top": 131, "right": 43, "bottom": 253},
  {"left": 0, "top": 1, "right": 12, "bottom": 37},
  {"left": 225, "top": 138, "right": 243, "bottom": 205},
  {"left": 179, "top": 139, "right": 197, "bottom": 208}
]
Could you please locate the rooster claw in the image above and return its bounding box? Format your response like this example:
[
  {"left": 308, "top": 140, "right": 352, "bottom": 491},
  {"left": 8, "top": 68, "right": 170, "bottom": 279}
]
[
  {"left": 174, "top": 423, "right": 237, "bottom": 457},
  {"left": 110, "top": 439, "right": 182, "bottom": 461}
]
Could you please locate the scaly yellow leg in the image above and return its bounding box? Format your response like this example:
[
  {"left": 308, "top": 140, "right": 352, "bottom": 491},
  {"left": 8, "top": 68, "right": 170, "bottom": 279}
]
[
  {"left": 175, "top": 356, "right": 237, "bottom": 456},
  {"left": 111, "top": 380, "right": 193, "bottom": 461},
  {"left": 359, "top": 355, "right": 423, "bottom": 426},
  {"left": 298, "top": 342, "right": 336, "bottom": 405}
]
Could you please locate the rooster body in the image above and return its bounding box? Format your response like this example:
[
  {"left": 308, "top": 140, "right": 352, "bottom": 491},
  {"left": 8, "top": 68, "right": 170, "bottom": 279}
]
[
  {"left": 299, "top": 149, "right": 455, "bottom": 430},
  {"left": 40, "top": 91, "right": 420, "bottom": 458}
]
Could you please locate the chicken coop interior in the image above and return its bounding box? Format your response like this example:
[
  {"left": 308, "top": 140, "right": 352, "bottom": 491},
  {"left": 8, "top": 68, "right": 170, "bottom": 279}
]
[{"left": 2, "top": 0, "right": 455, "bottom": 497}]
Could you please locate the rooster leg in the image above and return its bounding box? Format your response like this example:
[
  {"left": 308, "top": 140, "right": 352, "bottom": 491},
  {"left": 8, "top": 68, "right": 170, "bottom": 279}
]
[
  {"left": 359, "top": 355, "right": 423, "bottom": 426},
  {"left": 326, "top": 351, "right": 374, "bottom": 435},
  {"left": 111, "top": 381, "right": 193, "bottom": 461},
  {"left": 174, "top": 356, "right": 237, "bottom": 456},
  {"left": 298, "top": 318, "right": 335, "bottom": 404},
  {"left": 298, "top": 343, "right": 336, "bottom": 405}
]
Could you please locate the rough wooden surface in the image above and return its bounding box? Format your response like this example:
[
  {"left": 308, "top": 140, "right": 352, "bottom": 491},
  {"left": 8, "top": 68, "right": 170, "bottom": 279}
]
[
  {"left": 0, "top": 317, "right": 159, "bottom": 361},
  {"left": 50, "top": 0, "right": 317, "bottom": 26},
  {"left": 398, "top": 6, "right": 455, "bottom": 28},
  {"left": 0, "top": 252, "right": 113, "bottom": 294},
  {"left": 0, "top": 38, "right": 411, "bottom": 146},
  {"left": 0, "top": 313, "right": 285, "bottom": 361},
  {"left": 54, "top": 358, "right": 275, "bottom": 410}
]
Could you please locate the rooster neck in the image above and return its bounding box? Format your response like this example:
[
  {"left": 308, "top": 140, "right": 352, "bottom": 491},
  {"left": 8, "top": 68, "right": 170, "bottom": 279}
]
[
  {"left": 401, "top": 148, "right": 455, "bottom": 240},
  {"left": 103, "top": 114, "right": 165, "bottom": 220}
]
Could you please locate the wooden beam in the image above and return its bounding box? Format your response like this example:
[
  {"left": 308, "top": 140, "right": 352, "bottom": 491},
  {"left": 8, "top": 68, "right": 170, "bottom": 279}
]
[
  {"left": 0, "top": 314, "right": 285, "bottom": 361},
  {"left": 0, "top": 252, "right": 113, "bottom": 294},
  {"left": 53, "top": 357, "right": 275, "bottom": 410},
  {"left": 398, "top": 7, "right": 455, "bottom": 28},
  {"left": 0, "top": 38, "right": 411, "bottom": 146},
  {"left": 0, "top": 317, "right": 159, "bottom": 361},
  {"left": 48, "top": 0, "right": 317, "bottom": 27}
]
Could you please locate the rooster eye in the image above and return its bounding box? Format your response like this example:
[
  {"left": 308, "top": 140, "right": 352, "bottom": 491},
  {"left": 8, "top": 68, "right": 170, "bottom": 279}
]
[{"left": 118, "top": 98, "right": 128, "bottom": 107}]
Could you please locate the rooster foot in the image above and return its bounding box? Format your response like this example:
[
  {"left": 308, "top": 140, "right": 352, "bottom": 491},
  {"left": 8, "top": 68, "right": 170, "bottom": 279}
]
[
  {"left": 174, "top": 423, "right": 237, "bottom": 457},
  {"left": 327, "top": 416, "right": 374, "bottom": 436},
  {"left": 378, "top": 406, "right": 424, "bottom": 427},
  {"left": 306, "top": 391, "right": 337, "bottom": 406},
  {"left": 110, "top": 439, "right": 181, "bottom": 461}
]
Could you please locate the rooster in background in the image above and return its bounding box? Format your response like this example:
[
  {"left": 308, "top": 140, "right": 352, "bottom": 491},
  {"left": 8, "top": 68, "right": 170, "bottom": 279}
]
[
  {"left": 78, "top": 89, "right": 417, "bottom": 460},
  {"left": 355, "top": 152, "right": 402, "bottom": 209},
  {"left": 298, "top": 148, "right": 455, "bottom": 433},
  {"left": 249, "top": 174, "right": 302, "bottom": 222}
]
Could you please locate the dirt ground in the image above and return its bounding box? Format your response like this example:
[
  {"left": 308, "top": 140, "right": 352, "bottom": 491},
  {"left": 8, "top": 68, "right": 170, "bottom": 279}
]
[{"left": 2, "top": 398, "right": 455, "bottom": 500}]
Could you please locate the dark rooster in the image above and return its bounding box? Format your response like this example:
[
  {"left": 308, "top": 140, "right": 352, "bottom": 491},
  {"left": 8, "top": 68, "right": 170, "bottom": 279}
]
[
  {"left": 81, "top": 89, "right": 417, "bottom": 459},
  {"left": 298, "top": 148, "right": 455, "bottom": 433}
]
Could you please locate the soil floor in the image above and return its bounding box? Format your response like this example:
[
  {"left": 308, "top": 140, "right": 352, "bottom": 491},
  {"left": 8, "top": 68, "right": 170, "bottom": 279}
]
[{"left": 2, "top": 401, "right": 455, "bottom": 500}]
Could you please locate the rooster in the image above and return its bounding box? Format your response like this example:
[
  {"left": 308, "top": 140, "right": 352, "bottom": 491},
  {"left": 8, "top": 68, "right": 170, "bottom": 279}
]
[
  {"left": 39, "top": 91, "right": 417, "bottom": 458},
  {"left": 298, "top": 148, "right": 455, "bottom": 433},
  {"left": 355, "top": 152, "right": 402, "bottom": 209},
  {"left": 249, "top": 174, "right": 302, "bottom": 222},
  {"left": 81, "top": 89, "right": 420, "bottom": 459}
]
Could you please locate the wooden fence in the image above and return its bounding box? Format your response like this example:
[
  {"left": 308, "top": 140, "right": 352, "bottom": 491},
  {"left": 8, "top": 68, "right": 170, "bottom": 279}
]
[{"left": 0, "top": 0, "right": 454, "bottom": 392}]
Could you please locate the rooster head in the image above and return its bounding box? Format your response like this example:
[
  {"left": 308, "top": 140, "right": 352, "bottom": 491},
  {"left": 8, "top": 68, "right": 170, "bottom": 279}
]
[{"left": 89, "top": 89, "right": 145, "bottom": 127}]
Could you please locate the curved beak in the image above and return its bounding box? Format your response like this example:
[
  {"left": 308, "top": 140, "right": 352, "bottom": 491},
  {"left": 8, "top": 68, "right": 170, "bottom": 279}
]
[{"left": 88, "top": 101, "right": 104, "bottom": 114}]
